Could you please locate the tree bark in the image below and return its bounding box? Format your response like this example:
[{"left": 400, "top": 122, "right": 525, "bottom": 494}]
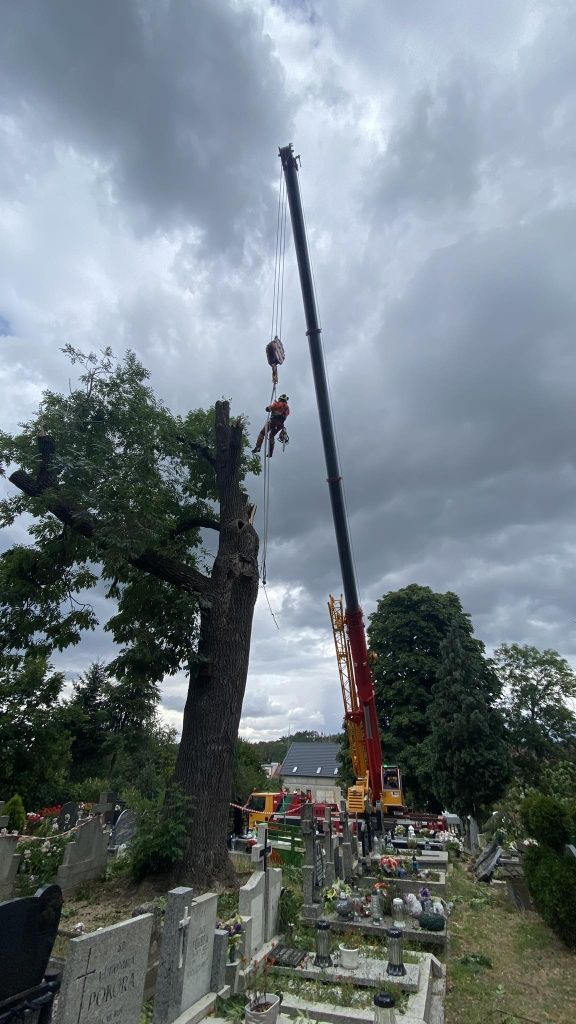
[{"left": 172, "top": 402, "right": 259, "bottom": 885}]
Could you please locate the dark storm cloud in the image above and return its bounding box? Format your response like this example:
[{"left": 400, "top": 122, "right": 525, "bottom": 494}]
[
  {"left": 377, "top": 74, "right": 482, "bottom": 213},
  {"left": 0, "top": 0, "right": 290, "bottom": 253},
  {"left": 2, "top": 0, "right": 576, "bottom": 738}
]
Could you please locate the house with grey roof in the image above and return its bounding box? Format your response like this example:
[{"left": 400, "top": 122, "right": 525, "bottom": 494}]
[{"left": 279, "top": 741, "right": 342, "bottom": 803}]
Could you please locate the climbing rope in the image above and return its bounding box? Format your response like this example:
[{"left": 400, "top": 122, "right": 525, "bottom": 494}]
[
  {"left": 270, "top": 167, "right": 287, "bottom": 344},
  {"left": 260, "top": 167, "right": 288, "bottom": 591},
  {"left": 260, "top": 381, "right": 276, "bottom": 586}
]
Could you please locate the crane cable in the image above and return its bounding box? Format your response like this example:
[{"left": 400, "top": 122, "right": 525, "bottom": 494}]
[{"left": 260, "top": 168, "right": 288, "bottom": 592}]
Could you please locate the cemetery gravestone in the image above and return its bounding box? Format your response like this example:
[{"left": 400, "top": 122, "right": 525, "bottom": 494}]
[
  {"left": 132, "top": 902, "right": 163, "bottom": 1001},
  {"left": 0, "top": 884, "right": 63, "bottom": 1002},
  {"left": 210, "top": 929, "right": 228, "bottom": 994},
  {"left": 474, "top": 838, "right": 502, "bottom": 882},
  {"left": 239, "top": 872, "right": 266, "bottom": 955},
  {"left": 466, "top": 816, "right": 480, "bottom": 853},
  {"left": 57, "top": 802, "right": 79, "bottom": 833},
  {"left": 323, "top": 808, "right": 335, "bottom": 886},
  {"left": 181, "top": 893, "right": 219, "bottom": 1010},
  {"left": 153, "top": 889, "right": 219, "bottom": 1024},
  {"left": 92, "top": 792, "right": 123, "bottom": 826},
  {"left": 153, "top": 887, "right": 193, "bottom": 1024},
  {"left": 265, "top": 867, "right": 282, "bottom": 942},
  {"left": 339, "top": 801, "right": 354, "bottom": 880},
  {"left": 313, "top": 839, "right": 325, "bottom": 889},
  {"left": 56, "top": 817, "right": 108, "bottom": 892},
  {"left": 0, "top": 835, "right": 22, "bottom": 901},
  {"left": 56, "top": 913, "right": 153, "bottom": 1024},
  {"left": 111, "top": 809, "right": 138, "bottom": 850}
]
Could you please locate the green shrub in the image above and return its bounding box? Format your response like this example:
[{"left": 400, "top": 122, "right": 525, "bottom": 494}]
[
  {"left": 130, "top": 789, "right": 189, "bottom": 883},
  {"left": 68, "top": 778, "right": 111, "bottom": 803},
  {"left": 4, "top": 794, "right": 26, "bottom": 833},
  {"left": 278, "top": 885, "right": 302, "bottom": 936},
  {"left": 523, "top": 845, "right": 576, "bottom": 948},
  {"left": 520, "top": 794, "right": 571, "bottom": 851}
]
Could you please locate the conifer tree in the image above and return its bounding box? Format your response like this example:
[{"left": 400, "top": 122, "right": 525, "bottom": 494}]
[
  {"left": 428, "top": 622, "right": 511, "bottom": 817},
  {"left": 368, "top": 584, "right": 491, "bottom": 808}
]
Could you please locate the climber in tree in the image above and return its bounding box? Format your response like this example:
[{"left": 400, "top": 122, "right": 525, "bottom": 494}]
[{"left": 252, "top": 394, "right": 290, "bottom": 457}]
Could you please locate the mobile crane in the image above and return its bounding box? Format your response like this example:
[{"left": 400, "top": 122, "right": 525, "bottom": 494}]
[{"left": 279, "top": 144, "right": 405, "bottom": 817}]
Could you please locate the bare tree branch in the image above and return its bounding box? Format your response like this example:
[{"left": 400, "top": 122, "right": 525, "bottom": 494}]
[{"left": 170, "top": 513, "right": 221, "bottom": 538}]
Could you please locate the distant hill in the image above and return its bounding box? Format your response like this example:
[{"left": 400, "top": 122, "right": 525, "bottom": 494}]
[{"left": 249, "top": 729, "right": 342, "bottom": 767}]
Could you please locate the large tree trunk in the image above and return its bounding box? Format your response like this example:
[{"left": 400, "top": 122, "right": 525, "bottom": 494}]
[{"left": 172, "top": 402, "right": 259, "bottom": 886}]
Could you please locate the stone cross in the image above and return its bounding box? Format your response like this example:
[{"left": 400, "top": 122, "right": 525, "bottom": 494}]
[
  {"left": 72, "top": 947, "right": 96, "bottom": 1023},
  {"left": 256, "top": 824, "right": 272, "bottom": 873}
]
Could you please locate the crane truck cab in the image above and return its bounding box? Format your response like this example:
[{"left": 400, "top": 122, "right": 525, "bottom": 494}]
[
  {"left": 346, "top": 765, "right": 405, "bottom": 816},
  {"left": 245, "top": 790, "right": 340, "bottom": 831},
  {"left": 382, "top": 765, "right": 404, "bottom": 811},
  {"left": 244, "top": 791, "right": 292, "bottom": 830}
]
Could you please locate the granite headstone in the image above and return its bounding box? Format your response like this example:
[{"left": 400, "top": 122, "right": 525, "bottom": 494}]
[
  {"left": 56, "top": 817, "right": 108, "bottom": 892},
  {"left": 112, "top": 809, "right": 138, "bottom": 850},
  {"left": 239, "top": 871, "right": 266, "bottom": 955},
  {"left": 57, "top": 801, "right": 79, "bottom": 833},
  {"left": 0, "top": 884, "right": 63, "bottom": 1001}
]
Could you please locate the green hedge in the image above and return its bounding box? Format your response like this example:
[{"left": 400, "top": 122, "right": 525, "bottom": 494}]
[
  {"left": 523, "top": 845, "right": 576, "bottom": 949},
  {"left": 520, "top": 795, "right": 571, "bottom": 852}
]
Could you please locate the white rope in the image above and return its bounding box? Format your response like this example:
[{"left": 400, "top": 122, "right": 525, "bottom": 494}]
[
  {"left": 260, "top": 168, "right": 288, "bottom": 592},
  {"left": 260, "top": 382, "right": 276, "bottom": 585}
]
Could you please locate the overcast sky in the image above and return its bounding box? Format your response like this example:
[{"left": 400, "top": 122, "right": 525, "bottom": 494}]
[{"left": 2, "top": 0, "right": 576, "bottom": 741}]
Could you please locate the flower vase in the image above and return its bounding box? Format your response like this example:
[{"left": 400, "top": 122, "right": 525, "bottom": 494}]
[
  {"left": 335, "top": 893, "right": 354, "bottom": 920},
  {"left": 245, "top": 993, "right": 281, "bottom": 1024}
]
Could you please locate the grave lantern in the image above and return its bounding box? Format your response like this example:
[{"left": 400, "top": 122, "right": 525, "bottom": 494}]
[
  {"left": 386, "top": 928, "right": 406, "bottom": 977},
  {"left": 374, "top": 992, "right": 396, "bottom": 1024},
  {"left": 392, "top": 897, "right": 405, "bottom": 928},
  {"left": 314, "top": 918, "right": 332, "bottom": 967}
]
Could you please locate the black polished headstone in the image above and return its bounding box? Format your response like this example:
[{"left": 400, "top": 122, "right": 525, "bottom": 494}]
[
  {"left": 313, "top": 839, "right": 325, "bottom": 888},
  {"left": 267, "top": 944, "right": 307, "bottom": 967},
  {"left": 0, "top": 884, "right": 63, "bottom": 1001},
  {"left": 57, "top": 801, "right": 79, "bottom": 833}
]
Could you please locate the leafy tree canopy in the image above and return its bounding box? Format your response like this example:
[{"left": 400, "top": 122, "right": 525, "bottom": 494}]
[
  {"left": 62, "top": 659, "right": 177, "bottom": 800},
  {"left": 368, "top": 584, "right": 498, "bottom": 809},
  {"left": 494, "top": 643, "right": 576, "bottom": 785},
  {"left": 0, "top": 655, "right": 71, "bottom": 808},
  {"left": 0, "top": 346, "right": 255, "bottom": 680}
]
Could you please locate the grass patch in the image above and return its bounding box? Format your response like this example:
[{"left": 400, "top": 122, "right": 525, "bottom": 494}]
[{"left": 445, "top": 861, "right": 576, "bottom": 1024}]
